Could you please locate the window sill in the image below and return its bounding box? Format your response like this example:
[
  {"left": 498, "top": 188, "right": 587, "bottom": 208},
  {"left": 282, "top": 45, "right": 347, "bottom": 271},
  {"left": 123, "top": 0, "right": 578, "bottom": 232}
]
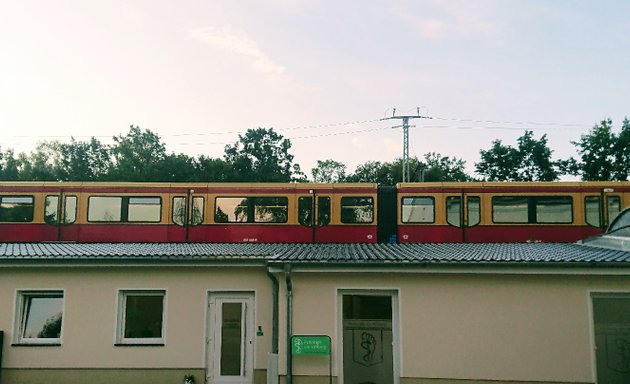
[
  {"left": 12, "top": 343, "right": 62, "bottom": 347},
  {"left": 114, "top": 343, "right": 165, "bottom": 347}
]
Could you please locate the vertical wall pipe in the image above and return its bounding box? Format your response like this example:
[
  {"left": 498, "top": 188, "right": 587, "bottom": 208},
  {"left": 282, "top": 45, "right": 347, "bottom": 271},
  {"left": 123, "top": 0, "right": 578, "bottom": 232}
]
[
  {"left": 285, "top": 265, "right": 293, "bottom": 384},
  {"left": 266, "top": 268, "right": 279, "bottom": 354}
]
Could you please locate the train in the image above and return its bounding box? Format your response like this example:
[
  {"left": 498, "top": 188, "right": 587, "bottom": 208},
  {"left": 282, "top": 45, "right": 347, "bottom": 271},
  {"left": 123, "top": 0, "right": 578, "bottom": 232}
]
[{"left": 1, "top": 181, "right": 629, "bottom": 243}]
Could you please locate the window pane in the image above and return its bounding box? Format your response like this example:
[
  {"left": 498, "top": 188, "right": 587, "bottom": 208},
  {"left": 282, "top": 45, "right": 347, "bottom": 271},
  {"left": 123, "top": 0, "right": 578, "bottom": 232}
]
[
  {"left": 127, "top": 197, "right": 161, "bottom": 222},
  {"left": 401, "top": 196, "right": 434, "bottom": 223},
  {"left": 341, "top": 197, "right": 374, "bottom": 224},
  {"left": 88, "top": 197, "right": 122, "bottom": 222},
  {"left": 64, "top": 196, "right": 77, "bottom": 224},
  {"left": 467, "top": 196, "right": 481, "bottom": 226},
  {"left": 215, "top": 197, "right": 249, "bottom": 223},
  {"left": 45, "top": 196, "right": 59, "bottom": 224},
  {"left": 0, "top": 196, "right": 34, "bottom": 222},
  {"left": 585, "top": 196, "right": 601, "bottom": 227},
  {"left": 298, "top": 196, "right": 312, "bottom": 227},
  {"left": 173, "top": 197, "right": 186, "bottom": 226},
  {"left": 124, "top": 294, "right": 164, "bottom": 339},
  {"left": 609, "top": 209, "right": 630, "bottom": 232},
  {"left": 253, "top": 197, "right": 288, "bottom": 223},
  {"left": 535, "top": 196, "right": 573, "bottom": 223},
  {"left": 446, "top": 196, "right": 461, "bottom": 227},
  {"left": 493, "top": 196, "right": 528, "bottom": 223},
  {"left": 192, "top": 197, "right": 204, "bottom": 225},
  {"left": 318, "top": 196, "right": 331, "bottom": 227},
  {"left": 220, "top": 303, "right": 243, "bottom": 376},
  {"left": 608, "top": 196, "right": 621, "bottom": 224},
  {"left": 592, "top": 295, "right": 630, "bottom": 384},
  {"left": 21, "top": 294, "right": 63, "bottom": 339}
]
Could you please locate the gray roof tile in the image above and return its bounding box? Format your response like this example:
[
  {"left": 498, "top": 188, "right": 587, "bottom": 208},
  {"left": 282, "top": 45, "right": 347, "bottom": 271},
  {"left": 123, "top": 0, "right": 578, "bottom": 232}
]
[{"left": 1, "top": 242, "right": 630, "bottom": 266}]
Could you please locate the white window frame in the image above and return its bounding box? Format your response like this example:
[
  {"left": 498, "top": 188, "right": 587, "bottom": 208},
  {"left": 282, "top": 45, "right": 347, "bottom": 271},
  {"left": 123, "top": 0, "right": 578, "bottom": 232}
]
[
  {"left": 14, "top": 290, "right": 64, "bottom": 345},
  {"left": 116, "top": 289, "right": 166, "bottom": 345}
]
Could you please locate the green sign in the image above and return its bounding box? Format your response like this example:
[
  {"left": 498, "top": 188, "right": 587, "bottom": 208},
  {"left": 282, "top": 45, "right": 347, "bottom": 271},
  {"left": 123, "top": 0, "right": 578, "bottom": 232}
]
[{"left": 291, "top": 335, "right": 331, "bottom": 356}]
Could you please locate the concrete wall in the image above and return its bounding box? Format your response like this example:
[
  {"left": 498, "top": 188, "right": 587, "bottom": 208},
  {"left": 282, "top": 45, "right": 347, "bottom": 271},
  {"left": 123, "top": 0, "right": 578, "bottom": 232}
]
[
  {"left": 286, "top": 271, "right": 630, "bottom": 384},
  {"left": 0, "top": 265, "right": 273, "bottom": 384}
]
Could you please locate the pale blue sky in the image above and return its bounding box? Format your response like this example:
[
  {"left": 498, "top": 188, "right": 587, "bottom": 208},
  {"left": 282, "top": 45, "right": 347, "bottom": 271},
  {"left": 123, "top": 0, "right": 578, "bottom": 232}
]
[{"left": 1, "top": 0, "right": 628, "bottom": 177}]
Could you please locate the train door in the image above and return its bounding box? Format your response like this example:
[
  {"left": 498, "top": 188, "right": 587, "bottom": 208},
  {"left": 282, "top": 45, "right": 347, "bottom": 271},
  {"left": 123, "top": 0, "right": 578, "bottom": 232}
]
[
  {"left": 298, "top": 193, "right": 331, "bottom": 242},
  {"left": 445, "top": 193, "right": 481, "bottom": 242},
  {"left": 170, "top": 191, "right": 205, "bottom": 242},
  {"left": 44, "top": 191, "right": 79, "bottom": 241},
  {"left": 602, "top": 188, "right": 623, "bottom": 229}
]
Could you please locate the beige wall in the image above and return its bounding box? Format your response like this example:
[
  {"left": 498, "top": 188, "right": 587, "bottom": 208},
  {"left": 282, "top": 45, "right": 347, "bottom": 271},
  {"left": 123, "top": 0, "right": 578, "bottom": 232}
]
[
  {"left": 286, "top": 271, "right": 630, "bottom": 384},
  {"left": 0, "top": 266, "right": 273, "bottom": 371}
]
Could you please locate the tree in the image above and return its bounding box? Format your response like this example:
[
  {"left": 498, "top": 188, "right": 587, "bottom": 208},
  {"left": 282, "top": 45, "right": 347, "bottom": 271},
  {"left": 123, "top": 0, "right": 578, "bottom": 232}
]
[
  {"left": 56, "top": 137, "right": 112, "bottom": 181},
  {"left": 475, "top": 131, "right": 559, "bottom": 181},
  {"left": 0, "top": 148, "right": 21, "bottom": 180},
  {"left": 17, "top": 142, "right": 61, "bottom": 181},
  {"left": 423, "top": 152, "right": 471, "bottom": 182},
  {"left": 224, "top": 128, "right": 304, "bottom": 182},
  {"left": 109, "top": 125, "right": 168, "bottom": 181},
  {"left": 311, "top": 159, "right": 347, "bottom": 183},
  {"left": 568, "top": 119, "right": 628, "bottom": 181}
]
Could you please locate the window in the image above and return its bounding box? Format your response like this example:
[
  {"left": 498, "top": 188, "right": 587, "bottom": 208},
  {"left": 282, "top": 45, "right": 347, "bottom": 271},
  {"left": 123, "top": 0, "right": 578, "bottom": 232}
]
[
  {"left": 468, "top": 196, "right": 481, "bottom": 226},
  {"left": 0, "top": 196, "right": 34, "bottom": 222},
  {"left": 64, "top": 196, "right": 77, "bottom": 224},
  {"left": 173, "top": 196, "right": 204, "bottom": 226},
  {"left": 215, "top": 197, "right": 288, "bottom": 223},
  {"left": 401, "top": 196, "right": 434, "bottom": 223},
  {"left": 592, "top": 293, "right": 630, "bottom": 384},
  {"left": 340, "top": 196, "right": 374, "bottom": 224},
  {"left": 446, "top": 196, "right": 462, "bottom": 227},
  {"left": 318, "top": 196, "right": 331, "bottom": 227},
  {"left": 117, "top": 290, "right": 165, "bottom": 345},
  {"left": 45, "top": 195, "right": 78, "bottom": 225},
  {"left": 607, "top": 196, "right": 622, "bottom": 224},
  {"left": 492, "top": 196, "right": 573, "bottom": 224},
  {"left": 45, "top": 195, "right": 60, "bottom": 224},
  {"left": 298, "top": 196, "right": 312, "bottom": 227},
  {"left": 585, "top": 196, "right": 601, "bottom": 227},
  {"left": 88, "top": 196, "right": 161, "bottom": 222},
  {"left": 15, "top": 291, "right": 64, "bottom": 345}
]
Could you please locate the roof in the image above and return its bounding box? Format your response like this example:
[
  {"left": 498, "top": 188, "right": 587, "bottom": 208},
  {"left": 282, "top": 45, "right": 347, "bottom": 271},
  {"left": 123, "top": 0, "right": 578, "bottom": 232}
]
[{"left": 1, "top": 242, "right": 630, "bottom": 266}]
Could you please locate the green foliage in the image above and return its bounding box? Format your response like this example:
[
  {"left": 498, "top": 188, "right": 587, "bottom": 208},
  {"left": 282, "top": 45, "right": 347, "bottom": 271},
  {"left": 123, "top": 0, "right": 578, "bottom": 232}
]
[
  {"left": 475, "top": 131, "right": 559, "bottom": 181},
  {"left": 109, "top": 125, "right": 167, "bottom": 181},
  {"left": 568, "top": 119, "right": 630, "bottom": 181},
  {"left": 56, "top": 138, "right": 112, "bottom": 181},
  {"left": 311, "top": 159, "right": 347, "bottom": 183},
  {"left": 224, "top": 128, "right": 305, "bottom": 182}
]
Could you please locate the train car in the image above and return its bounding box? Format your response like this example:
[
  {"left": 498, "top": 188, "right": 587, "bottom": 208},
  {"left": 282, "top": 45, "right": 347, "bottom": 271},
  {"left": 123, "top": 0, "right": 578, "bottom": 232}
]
[
  {"left": 0, "top": 182, "right": 378, "bottom": 243},
  {"left": 395, "top": 181, "right": 630, "bottom": 243}
]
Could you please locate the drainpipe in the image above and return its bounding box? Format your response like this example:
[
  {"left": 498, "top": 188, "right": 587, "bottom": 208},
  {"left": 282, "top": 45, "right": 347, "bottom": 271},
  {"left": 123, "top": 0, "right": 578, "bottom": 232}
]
[
  {"left": 0, "top": 330, "right": 4, "bottom": 384},
  {"left": 266, "top": 268, "right": 280, "bottom": 384},
  {"left": 285, "top": 264, "right": 293, "bottom": 384}
]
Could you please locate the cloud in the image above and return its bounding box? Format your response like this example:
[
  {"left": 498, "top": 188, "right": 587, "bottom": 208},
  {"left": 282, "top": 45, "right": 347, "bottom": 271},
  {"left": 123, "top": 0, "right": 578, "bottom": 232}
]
[
  {"left": 392, "top": 0, "right": 498, "bottom": 40},
  {"left": 188, "top": 25, "right": 286, "bottom": 75}
]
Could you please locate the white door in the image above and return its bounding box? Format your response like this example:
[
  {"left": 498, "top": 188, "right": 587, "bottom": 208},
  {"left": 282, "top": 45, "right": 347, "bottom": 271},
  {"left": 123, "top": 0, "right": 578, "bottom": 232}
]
[{"left": 207, "top": 292, "right": 255, "bottom": 384}]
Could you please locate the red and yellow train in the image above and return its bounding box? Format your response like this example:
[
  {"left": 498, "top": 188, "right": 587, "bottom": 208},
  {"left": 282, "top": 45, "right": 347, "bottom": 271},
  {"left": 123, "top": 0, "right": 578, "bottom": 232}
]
[{"left": 0, "top": 181, "right": 628, "bottom": 243}]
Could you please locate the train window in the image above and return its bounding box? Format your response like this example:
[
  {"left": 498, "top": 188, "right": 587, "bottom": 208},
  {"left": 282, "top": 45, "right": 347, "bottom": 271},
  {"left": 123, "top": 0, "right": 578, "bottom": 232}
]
[
  {"left": 492, "top": 196, "right": 528, "bottom": 223},
  {"left": 215, "top": 197, "right": 248, "bottom": 223},
  {"left": 318, "top": 196, "right": 331, "bottom": 227},
  {"left": 127, "top": 197, "right": 161, "bottom": 222},
  {"left": 89, "top": 197, "right": 122, "bottom": 222},
  {"left": 88, "top": 196, "right": 161, "bottom": 222},
  {"left": 173, "top": 197, "right": 186, "bottom": 226},
  {"left": 64, "top": 196, "right": 77, "bottom": 224},
  {"left": 607, "top": 196, "right": 621, "bottom": 224},
  {"left": 467, "top": 196, "right": 481, "bottom": 226},
  {"left": 401, "top": 196, "right": 434, "bottom": 223},
  {"left": 298, "top": 196, "right": 312, "bottom": 227},
  {"left": 341, "top": 196, "right": 374, "bottom": 224},
  {"left": 253, "top": 197, "right": 288, "bottom": 223},
  {"left": 446, "top": 196, "right": 461, "bottom": 227},
  {"left": 493, "top": 196, "right": 573, "bottom": 224},
  {"left": 215, "top": 197, "right": 288, "bottom": 223},
  {"left": 535, "top": 196, "right": 572, "bottom": 223},
  {"left": 45, "top": 196, "right": 60, "bottom": 224},
  {"left": 192, "top": 197, "right": 204, "bottom": 225},
  {"left": 585, "top": 196, "right": 601, "bottom": 227},
  {"left": 0, "top": 196, "right": 34, "bottom": 222}
]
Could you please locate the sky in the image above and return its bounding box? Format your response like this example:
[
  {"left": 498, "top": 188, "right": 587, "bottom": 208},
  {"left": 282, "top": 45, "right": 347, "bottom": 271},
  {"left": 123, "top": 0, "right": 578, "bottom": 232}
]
[{"left": 1, "top": 0, "right": 629, "bottom": 179}]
